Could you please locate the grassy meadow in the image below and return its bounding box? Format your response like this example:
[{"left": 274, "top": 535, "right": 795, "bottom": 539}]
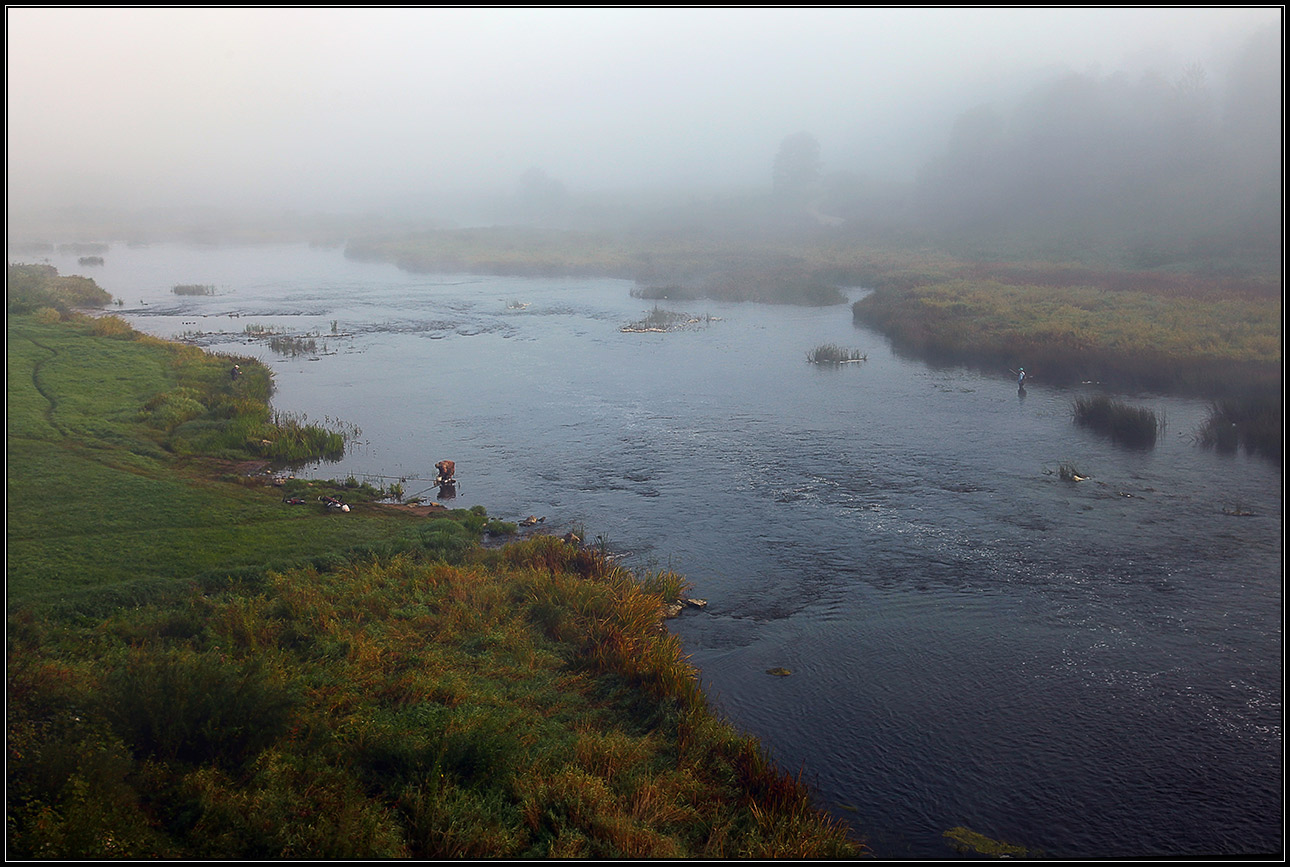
[{"left": 6, "top": 309, "right": 864, "bottom": 858}]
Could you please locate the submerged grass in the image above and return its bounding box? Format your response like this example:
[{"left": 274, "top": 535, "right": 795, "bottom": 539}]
[{"left": 6, "top": 313, "right": 865, "bottom": 858}]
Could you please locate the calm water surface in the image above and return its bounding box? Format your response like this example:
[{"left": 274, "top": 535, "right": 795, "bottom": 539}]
[{"left": 56, "top": 243, "right": 1282, "bottom": 858}]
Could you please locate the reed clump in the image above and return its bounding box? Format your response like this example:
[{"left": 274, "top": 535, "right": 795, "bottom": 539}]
[
  {"left": 1196, "top": 397, "right": 1283, "bottom": 465},
  {"left": 1057, "top": 461, "right": 1089, "bottom": 482},
  {"left": 1072, "top": 395, "right": 1161, "bottom": 448},
  {"left": 172, "top": 284, "right": 215, "bottom": 296},
  {"left": 621, "top": 306, "right": 711, "bottom": 333},
  {"left": 807, "top": 343, "right": 867, "bottom": 365}
]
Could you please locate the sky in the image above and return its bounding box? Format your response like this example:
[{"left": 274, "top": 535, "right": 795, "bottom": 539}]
[{"left": 6, "top": 7, "right": 1281, "bottom": 216}]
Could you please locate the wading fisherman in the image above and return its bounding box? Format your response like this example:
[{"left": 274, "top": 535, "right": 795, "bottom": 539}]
[{"left": 434, "top": 460, "right": 456, "bottom": 488}]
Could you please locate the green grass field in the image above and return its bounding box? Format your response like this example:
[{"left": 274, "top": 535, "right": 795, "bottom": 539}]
[{"left": 7, "top": 315, "right": 421, "bottom": 607}]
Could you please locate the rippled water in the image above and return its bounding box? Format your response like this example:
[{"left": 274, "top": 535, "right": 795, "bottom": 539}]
[{"left": 57, "top": 243, "right": 1281, "bottom": 858}]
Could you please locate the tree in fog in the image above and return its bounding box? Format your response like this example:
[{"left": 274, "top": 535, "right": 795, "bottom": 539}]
[
  {"left": 772, "top": 132, "right": 823, "bottom": 200},
  {"left": 515, "top": 166, "right": 569, "bottom": 223},
  {"left": 913, "top": 26, "right": 1281, "bottom": 264}
]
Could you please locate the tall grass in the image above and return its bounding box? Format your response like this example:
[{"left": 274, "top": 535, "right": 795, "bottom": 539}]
[
  {"left": 807, "top": 343, "right": 867, "bottom": 364},
  {"left": 1196, "top": 397, "right": 1283, "bottom": 464},
  {"left": 8, "top": 538, "right": 863, "bottom": 858},
  {"left": 1072, "top": 395, "right": 1161, "bottom": 448}
]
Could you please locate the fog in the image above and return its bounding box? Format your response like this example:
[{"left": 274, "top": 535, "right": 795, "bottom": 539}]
[{"left": 5, "top": 8, "right": 1281, "bottom": 226}]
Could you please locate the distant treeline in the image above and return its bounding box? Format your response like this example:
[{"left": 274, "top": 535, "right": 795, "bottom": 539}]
[{"left": 911, "top": 29, "right": 1280, "bottom": 267}]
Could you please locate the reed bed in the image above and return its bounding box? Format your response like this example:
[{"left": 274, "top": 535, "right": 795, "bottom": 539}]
[
  {"left": 807, "top": 343, "right": 867, "bottom": 365},
  {"left": 1196, "top": 397, "right": 1283, "bottom": 464},
  {"left": 1072, "top": 395, "right": 1162, "bottom": 448}
]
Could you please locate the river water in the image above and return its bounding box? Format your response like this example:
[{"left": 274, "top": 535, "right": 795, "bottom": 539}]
[{"left": 44, "top": 243, "right": 1282, "bottom": 858}]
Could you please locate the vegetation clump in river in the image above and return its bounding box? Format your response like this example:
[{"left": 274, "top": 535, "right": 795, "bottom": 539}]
[
  {"left": 621, "top": 305, "right": 715, "bottom": 333},
  {"left": 6, "top": 309, "right": 865, "bottom": 859},
  {"left": 1072, "top": 394, "right": 1163, "bottom": 449},
  {"left": 807, "top": 343, "right": 867, "bottom": 365}
]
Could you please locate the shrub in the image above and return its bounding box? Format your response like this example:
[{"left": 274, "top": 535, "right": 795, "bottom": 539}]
[
  {"left": 101, "top": 648, "right": 297, "bottom": 770},
  {"left": 87, "top": 315, "right": 136, "bottom": 339}
]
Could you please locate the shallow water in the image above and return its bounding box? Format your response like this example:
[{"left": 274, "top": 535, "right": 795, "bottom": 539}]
[{"left": 51, "top": 243, "right": 1282, "bottom": 858}]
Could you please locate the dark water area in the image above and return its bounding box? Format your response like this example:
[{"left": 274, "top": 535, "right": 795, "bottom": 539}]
[{"left": 44, "top": 243, "right": 1282, "bottom": 858}]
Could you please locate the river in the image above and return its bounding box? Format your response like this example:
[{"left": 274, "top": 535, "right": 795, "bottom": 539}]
[{"left": 42, "top": 242, "right": 1283, "bottom": 858}]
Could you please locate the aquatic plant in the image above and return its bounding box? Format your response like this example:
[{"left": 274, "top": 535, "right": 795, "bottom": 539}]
[
  {"left": 172, "top": 284, "right": 215, "bottom": 296},
  {"left": 1057, "top": 461, "right": 1089, "bottom": 482},
  {"left": 806, "top": 343, "right": 867, "bottom": 365},
  {"left": 1196, "top": 396, "right": 1283, "bottom": 464},
  {"left": 943, "top": 826, "right": 1031, "bottom": 858},
  {"left": 622, "top": 306, "right": 712, "bottom": 333},
  {"left": 267, "top": 334, "right": 318, "bottom": 357},
  {"left": 1072, "top": 395, "right": 1161, "bottom": 448}
]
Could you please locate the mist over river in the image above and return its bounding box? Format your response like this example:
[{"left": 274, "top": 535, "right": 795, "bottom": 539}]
[{"left": 59, "top": 243, "right": 1281, "bottom": 858}]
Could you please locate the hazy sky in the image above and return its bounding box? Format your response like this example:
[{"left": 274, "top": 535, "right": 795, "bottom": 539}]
[{"left": 6, "top": 7, "right": 1281, "bottom": 215}]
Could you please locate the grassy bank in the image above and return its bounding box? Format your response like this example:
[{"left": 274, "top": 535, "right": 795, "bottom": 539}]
[
  {"left": 346, "top": 228, "right": 849, "bottom": 305},
  {"left": 5, "top": 312, "right": 864, "bottom": 857},
  {"left": 852, "top": 276, "right": 1280, "bottom": 394}
]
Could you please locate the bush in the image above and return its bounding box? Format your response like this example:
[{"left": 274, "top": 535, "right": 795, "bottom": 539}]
[{"left": 102, "top": 648, "right": 296, "bottom": 770}]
